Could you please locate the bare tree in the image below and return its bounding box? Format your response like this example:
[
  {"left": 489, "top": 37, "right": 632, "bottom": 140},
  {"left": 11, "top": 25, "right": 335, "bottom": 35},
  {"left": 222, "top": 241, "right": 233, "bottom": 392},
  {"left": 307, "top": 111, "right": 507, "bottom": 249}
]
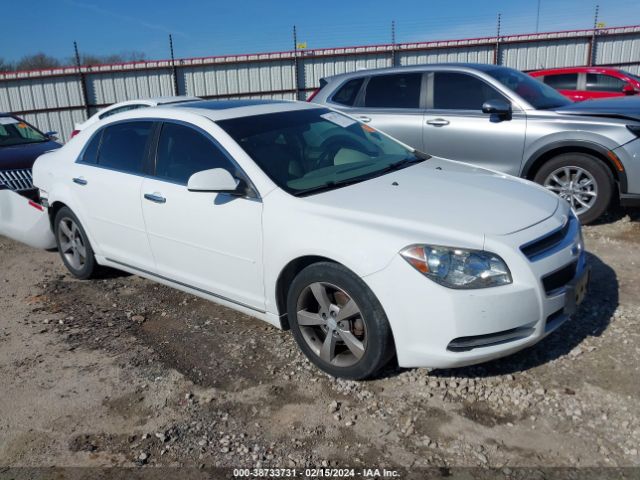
[
  {"left": 0, "top": 58, "right": 14, "bottom": 73},
  {"left": 78, "top": 51, "right": 147, "bottom": 66},
  {"left": 15, "top": 53, "right": 60, "bottom": 71}
]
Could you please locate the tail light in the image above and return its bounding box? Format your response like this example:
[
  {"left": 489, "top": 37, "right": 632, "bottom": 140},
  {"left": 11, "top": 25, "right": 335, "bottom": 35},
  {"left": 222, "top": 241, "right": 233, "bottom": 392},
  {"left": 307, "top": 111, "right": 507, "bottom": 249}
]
[{"left": 69, "top": 129, "right": 80, "bottom": 139}]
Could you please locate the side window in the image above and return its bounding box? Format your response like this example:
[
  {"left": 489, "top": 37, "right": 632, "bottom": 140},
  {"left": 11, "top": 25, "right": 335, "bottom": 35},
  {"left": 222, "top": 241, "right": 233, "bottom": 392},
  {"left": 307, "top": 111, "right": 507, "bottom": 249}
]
[
  {"left": 433, "top": 72, "right": 505, "bottom": 110},
  {"left": 364, "top": 73, "right": 422, "bottom": 109},
  {"left": 81, "top": 129, "right": 103, "bottom": 164},
  {"left": 542, "top": 73, "right": 578, "bottom": 90},
  {"left": 332, "top": 78, "right": 364, "bottom": 106},
  {"left": 586, "top": 74, "right": 626, "bottom": 92},
  {"left": 155, "top": 122, "right": 235, "bottom": 185},
  {"left": 97, "top": 121, "right": 153, "bottom": 173},
  {"left": 99, "top": 104, "right": 147, "bottom": 120}
]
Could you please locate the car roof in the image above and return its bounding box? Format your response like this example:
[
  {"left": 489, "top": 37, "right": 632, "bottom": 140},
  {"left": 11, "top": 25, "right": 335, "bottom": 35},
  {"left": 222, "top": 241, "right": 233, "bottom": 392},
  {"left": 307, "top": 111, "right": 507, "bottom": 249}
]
[
  {"left": 107, "top": 99, "right": 324, "bottom": 123},
  {"left": 322, "top": 62, "right": 506, "bottom": 81},
  {"left": 530, "top": 66, "right": 625, "bottom": 75}
]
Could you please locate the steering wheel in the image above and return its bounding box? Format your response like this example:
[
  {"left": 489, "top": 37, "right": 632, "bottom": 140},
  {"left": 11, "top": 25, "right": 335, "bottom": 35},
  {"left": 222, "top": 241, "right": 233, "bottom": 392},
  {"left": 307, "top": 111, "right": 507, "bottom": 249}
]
[{"left": 315, "top": 135, "right": 379, "bottom": 169}]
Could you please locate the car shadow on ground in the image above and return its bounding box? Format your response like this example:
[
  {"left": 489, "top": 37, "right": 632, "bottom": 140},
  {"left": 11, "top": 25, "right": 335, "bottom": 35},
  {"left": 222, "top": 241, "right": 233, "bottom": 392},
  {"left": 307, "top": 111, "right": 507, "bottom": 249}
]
[
  {"left": 591, "top": 206, "right": 640, "bottom": 225},
  {"left": 375, "top": 251, "right": 618, "bottom": 380}
]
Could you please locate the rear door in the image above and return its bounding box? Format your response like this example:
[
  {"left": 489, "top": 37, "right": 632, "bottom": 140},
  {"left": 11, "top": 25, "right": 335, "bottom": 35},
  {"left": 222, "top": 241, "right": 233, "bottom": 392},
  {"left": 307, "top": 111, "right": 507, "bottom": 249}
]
[
  {"left": 70, "top": 121, "right": 156, "bottom": 271},
  {"left": 422, "top": 71, "right": 526, "bottom": 176},
  {"left": 584, "top": 73, "right": 629, "bottom": 100},
  {"left": 541, "top": 72, "right": 583, "bottom": 101},
  {"left": 346, "top": 72, "right": 426, "bottom": 150}
]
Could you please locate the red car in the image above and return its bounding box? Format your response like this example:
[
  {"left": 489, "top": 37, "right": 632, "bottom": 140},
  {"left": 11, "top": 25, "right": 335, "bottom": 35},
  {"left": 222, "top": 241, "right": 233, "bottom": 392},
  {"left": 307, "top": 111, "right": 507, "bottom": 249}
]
[{"left": 530, "top": 67, "right": 640, "bottom": 102}]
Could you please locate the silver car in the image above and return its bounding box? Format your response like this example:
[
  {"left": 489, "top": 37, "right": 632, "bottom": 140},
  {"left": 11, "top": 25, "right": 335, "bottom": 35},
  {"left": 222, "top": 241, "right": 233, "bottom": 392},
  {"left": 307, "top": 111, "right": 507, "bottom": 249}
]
[{"left": 310, "top": 64, "right": 640, "bottom": 223}]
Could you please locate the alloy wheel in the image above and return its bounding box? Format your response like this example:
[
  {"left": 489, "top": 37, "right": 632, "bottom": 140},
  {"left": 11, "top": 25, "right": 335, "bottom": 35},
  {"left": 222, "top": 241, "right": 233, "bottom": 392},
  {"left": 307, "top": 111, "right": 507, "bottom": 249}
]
[
  {"left": 295, "top": 282, "right": 367, "bottom": 367},
  {"left": 57, "top": 217, "right": 87, "bottom": 271},
  {"left": 543, "top": 166, "right": 598, "bottom": 215}
]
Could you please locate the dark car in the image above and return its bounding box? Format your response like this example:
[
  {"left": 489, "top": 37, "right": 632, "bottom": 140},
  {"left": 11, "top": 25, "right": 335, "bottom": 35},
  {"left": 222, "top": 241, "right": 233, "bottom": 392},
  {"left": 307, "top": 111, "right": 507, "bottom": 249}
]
[{"left": 0, "top": 113, "right": 61, "bottom": 199}]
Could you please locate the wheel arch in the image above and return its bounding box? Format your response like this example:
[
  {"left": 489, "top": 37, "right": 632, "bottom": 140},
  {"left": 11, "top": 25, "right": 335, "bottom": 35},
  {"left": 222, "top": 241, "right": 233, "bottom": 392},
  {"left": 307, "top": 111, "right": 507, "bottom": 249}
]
[
  {"left": 522, "top": 140, "right": 627, "bottom": 193},
  {"left": 48, "top": 201, "right": 69, "bottom": 230},
  {"left": 275, "top": 255, "right": 345, "bottom": 330}
]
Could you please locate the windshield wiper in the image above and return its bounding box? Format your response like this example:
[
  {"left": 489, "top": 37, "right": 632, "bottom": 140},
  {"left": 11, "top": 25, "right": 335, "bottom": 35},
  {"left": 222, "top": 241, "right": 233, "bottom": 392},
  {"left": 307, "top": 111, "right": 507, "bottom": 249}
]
[{"left": 293, "top": 177, "right": 367, "bottom": 197}]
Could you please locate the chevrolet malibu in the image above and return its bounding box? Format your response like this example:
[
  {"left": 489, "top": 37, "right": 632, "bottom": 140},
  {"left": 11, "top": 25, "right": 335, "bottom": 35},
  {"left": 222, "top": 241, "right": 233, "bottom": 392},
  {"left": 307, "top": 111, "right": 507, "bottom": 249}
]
[{"left": 32, "top": 99, "right": 589, "bottom": 379}]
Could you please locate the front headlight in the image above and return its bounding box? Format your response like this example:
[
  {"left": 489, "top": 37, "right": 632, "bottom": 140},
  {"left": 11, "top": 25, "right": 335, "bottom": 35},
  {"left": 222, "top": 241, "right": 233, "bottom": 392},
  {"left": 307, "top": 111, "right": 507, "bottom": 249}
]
[{"left": 400, "top": 245, "right": 512, "bottom": 289}]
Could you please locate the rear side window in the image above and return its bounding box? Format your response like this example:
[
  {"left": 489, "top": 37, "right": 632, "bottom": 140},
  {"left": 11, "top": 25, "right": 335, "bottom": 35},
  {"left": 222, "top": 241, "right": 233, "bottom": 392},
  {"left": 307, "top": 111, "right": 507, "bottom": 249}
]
[
  {"left": 81, "top": 130, "right": 102, "bottom": 164},
  {"left": 97, "top": 121, "right": 153, "bottom": 173},
  {"left": 155, "top": 122, "right": 235, "bottom": 184},
  {"left": 364, "top": 73, "right": 422, "bottom": 109},
  {"left": 542, "top": 73, "right": 578, "bottom": 90},
  {"left": 332, "top": 78, "right": 364, "bottom": 106},
  {"left": 433, "top": 72, "right": 504, "bottom": 110},
  {"left": 586, "top": 73, "right": 626, "bottom": 92}
]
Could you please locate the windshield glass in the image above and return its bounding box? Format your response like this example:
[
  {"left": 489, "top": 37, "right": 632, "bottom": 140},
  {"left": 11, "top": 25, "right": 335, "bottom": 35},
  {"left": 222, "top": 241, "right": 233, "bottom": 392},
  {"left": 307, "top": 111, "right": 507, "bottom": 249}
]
[
  {"left": 0, "top": 116, "right": 48, "bottom": 147},
  {"left": 486, "top": 67, "right": 572, "bottom": 109},
  {"left": 217, "top": 108, "right": 427, "bottom": 196},
  {"left": 621, "top": 70, "right": 640, "bottom": 84}
]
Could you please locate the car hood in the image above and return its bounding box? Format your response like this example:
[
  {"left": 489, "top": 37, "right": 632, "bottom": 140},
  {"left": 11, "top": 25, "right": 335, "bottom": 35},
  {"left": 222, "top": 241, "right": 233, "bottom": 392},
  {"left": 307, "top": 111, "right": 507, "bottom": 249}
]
[
  {"left": 305, "top": 158, "right": 559, "bottom": 237},
  {"left": 0, "top": 140, "right": 61, "bottom": 170},
  {"left": 555, "top": 96, "right": 640, "bottom": 121}
]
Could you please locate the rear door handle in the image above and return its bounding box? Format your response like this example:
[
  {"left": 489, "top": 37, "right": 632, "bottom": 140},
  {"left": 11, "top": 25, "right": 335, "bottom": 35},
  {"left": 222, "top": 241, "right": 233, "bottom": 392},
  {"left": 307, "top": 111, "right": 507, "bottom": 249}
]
[
  {"left": 72, "top": 177, "right": 87, "bottom": 186},
  {"left": 144, "top": 193, "right": 166, "bottom": 204},
  {"left": 357, "top": 116, "right": 372, "bottom": 123},
  {"left": 426, "top": 118, "right": 450, "bottom": 127}
]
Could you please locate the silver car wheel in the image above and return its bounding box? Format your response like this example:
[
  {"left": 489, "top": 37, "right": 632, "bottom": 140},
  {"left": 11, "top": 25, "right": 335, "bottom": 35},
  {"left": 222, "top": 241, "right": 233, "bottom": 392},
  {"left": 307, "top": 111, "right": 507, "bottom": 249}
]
[
  {"left": 57, "top": 217, "right": 87, "bottom": 271},
  {"left": 296, "top": 282, "right": 367, "bottom": 367},
  {"left": 543, "top": 166, "right": 598, "bottom": 215}
]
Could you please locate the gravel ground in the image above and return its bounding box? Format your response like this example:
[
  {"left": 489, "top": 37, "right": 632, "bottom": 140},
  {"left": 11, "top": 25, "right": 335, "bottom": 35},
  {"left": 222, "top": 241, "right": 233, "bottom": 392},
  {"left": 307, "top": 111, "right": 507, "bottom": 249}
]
[{"left": 0, "top": 208, "right": 639, "bottom": 475}]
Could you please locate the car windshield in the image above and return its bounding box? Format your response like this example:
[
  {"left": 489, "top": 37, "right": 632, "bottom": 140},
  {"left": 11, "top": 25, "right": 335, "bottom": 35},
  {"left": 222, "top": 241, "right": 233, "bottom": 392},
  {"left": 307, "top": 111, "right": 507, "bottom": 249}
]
[
  {"left": 621, "top": 70, "right": 640, "bottom": 83},
  {"left": 217, "top": 108, "right": 428, "bottom": 196},
  {"left": 486, "top": 67, "right": 572, "bottom": 110},
  {"left": 0, "top": 116, "right": 48, "bottom": 146}
]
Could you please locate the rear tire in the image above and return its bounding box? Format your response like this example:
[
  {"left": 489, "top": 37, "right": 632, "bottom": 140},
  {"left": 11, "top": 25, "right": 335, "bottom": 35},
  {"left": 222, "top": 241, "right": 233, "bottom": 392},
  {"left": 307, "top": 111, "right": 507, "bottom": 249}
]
[
  {"left": 286, "top": 262, "right": 394, "bottom": 380},
  {"left": 533, "top": 153, "right": 613, "bottom": 224},
  {"left": 53, "top": 207, "right": 97, "bottom": 280}
]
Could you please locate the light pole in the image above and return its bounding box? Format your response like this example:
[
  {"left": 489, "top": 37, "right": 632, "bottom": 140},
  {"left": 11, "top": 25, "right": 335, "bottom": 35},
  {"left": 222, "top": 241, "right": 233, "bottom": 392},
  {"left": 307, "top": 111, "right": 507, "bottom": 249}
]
[{"left": 535, "top": 0, "right": 541, "bottom": 33}]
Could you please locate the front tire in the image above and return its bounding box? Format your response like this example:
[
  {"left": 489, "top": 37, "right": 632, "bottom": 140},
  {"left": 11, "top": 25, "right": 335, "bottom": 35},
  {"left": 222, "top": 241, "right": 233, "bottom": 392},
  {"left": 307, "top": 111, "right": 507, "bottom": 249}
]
[
  {"left": 534, "top": 153, "right": 614, "bottom": 224},
  {"left": 54, "top": 207, "right": 97, "bottom": 279},
  {"left": 287, "top": 262, "right": 394, "bottom": 380}
]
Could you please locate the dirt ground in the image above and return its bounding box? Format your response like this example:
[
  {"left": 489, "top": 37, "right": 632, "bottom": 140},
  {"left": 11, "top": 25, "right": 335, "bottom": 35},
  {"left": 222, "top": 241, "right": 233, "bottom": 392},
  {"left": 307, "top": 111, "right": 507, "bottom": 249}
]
[{"left": 0, "top": 207, "right": 639, "bottom": 476}]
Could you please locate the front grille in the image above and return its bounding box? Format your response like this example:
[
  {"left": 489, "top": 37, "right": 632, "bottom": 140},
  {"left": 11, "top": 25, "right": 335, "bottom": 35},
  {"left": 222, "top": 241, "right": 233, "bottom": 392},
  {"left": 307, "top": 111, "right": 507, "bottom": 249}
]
[
  {"left": 521, "top": 217, "right": 573, "bottom": 261},
  {"left": 542, "top": 261, "right": 577, "bottom": 295},
  {"left": 0, "top": 169, "right": 34, "bottom": 191}
]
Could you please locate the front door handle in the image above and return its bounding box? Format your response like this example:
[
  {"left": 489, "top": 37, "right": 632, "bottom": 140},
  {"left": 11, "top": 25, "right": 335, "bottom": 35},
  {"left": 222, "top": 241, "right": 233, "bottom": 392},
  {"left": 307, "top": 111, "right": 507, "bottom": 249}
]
[
  {"left": 357, "top": 116, "right": 372, "bottom": 123},
  {"left": 72, "top": 177, "right": 87, "bottom": 186},
  {"left": 144, "top": 193, "right": 166, "bottom": 204},
  {"left": 426, "top": 118, "right": 450, "bottom": 127}
]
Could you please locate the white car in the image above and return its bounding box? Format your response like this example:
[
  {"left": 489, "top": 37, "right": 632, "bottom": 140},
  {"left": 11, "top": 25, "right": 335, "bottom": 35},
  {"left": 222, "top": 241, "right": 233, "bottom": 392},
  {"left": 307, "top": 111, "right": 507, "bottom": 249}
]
[
  {"left": 70, "top": 96, "right": 200, "bottom": 138},
  {"left": 33, "top": 99, "right": 590, "bottom": 379}
]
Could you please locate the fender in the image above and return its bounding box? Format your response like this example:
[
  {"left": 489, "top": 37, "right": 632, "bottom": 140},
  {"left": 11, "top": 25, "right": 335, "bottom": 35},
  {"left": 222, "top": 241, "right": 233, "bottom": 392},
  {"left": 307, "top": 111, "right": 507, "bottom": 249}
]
[{"left": 522, "top": 139, "right": 628, "bottom": 193}]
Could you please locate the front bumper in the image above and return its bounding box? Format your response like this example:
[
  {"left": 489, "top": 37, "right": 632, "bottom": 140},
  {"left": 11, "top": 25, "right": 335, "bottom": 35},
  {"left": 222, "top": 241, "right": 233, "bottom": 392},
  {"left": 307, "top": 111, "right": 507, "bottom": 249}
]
[{"left": 363, "top": 212, "right": 588, "bottom": 369}]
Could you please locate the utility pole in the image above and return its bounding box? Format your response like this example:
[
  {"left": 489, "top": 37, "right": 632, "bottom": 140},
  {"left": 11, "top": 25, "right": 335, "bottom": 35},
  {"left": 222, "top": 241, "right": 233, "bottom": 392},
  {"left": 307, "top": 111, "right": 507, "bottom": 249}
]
[
  {"left": 293, "top": 25, "right": 301, "bottom": 100},
  {"left": 535, "top": 0, "right": 541, "bottom": 33},
  {"left": 494, "top": 13, "right": 502, "bottom": 65},
  {"left": 588, "top": 5, "right": 600, "bottom": 66},
  {"left": 391, "top": 20, "right": 397, "bottom": 67},
  {"left": 169, "top": 34, "right": 179, "bottom": 96},
  {"left": 74, "top": 41, "right": 91, "bottom": 118}
]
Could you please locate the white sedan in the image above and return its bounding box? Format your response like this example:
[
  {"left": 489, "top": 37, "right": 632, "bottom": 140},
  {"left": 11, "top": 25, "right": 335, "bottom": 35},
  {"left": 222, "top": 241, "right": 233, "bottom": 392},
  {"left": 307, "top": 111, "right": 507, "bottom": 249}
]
[
  {"left": 70, "top": 95, "right": 200, "bottom": 139},
  {"left": 33, "top": 100, "right": 589, "bottom": 379}
]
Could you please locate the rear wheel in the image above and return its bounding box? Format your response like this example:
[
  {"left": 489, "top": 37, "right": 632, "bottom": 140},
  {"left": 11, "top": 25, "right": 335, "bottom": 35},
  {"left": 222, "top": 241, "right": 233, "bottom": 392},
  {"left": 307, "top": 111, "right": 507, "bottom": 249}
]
[
  {"left": 534, "top": 153, "right": 613, "bottom": 224},
  {"left": 54, "top": 207, "right": 97, "bottom": 279},
  {"left": 287, "top": 262, "right": 394, "bottom": 379}
]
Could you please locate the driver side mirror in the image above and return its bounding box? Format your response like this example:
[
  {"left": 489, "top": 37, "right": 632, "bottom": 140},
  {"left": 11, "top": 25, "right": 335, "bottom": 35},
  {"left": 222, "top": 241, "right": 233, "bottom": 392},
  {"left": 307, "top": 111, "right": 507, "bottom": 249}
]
[
  {"left": 622, "top": 84, "right": 638, "bottom": 95},
  {"left": 187, "top": 168, "right": 241, "bottom": 194},
  {"left": 482, "top": 99, "right": 512, "bottom": 117},
  {"left": 45, "top": 131, "right": 58, "bottom": 141}
]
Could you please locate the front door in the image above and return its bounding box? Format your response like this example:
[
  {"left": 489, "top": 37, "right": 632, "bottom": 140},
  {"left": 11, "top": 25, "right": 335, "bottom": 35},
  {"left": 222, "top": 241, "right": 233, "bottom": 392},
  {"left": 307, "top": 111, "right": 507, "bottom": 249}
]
[
  {"left": 140, "top": 121, "right": 264, "bottom": 311},
  {"left": 422, "top": 71, "right": 527, "bottom": 176}
]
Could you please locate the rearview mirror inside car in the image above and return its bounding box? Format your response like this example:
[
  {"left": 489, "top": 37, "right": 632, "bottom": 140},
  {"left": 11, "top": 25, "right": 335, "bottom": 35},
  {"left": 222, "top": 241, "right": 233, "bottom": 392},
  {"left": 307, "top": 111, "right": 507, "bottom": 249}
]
[
  {"left": 187, "top": 168, "right": 240, "bottom": 193},
  {"left": 482, "top": 99, "right": 512, "bottom": 116}
]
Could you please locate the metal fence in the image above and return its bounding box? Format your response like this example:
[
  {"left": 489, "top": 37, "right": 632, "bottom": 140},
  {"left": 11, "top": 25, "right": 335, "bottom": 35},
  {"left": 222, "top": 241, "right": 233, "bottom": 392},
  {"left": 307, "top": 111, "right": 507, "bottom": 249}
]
[{"left": 1, "top": 24, "right": 639, "bottom": 141}]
